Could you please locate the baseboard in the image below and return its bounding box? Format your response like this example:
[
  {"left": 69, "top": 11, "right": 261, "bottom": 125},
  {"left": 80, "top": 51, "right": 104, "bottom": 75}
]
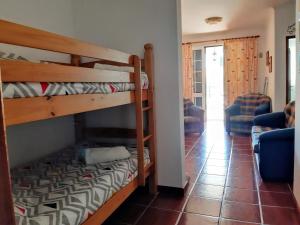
[{"left": 158, "top": 175, "right": 190, "bottom": 196}]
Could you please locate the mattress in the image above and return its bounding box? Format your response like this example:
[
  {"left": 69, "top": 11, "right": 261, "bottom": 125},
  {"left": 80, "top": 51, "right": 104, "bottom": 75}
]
[
  {"left": 12, "top": 146, "right": 150, "bottom": 225},
  {"left": 3, "top": 73, "right": 148, "bottom": 99}
]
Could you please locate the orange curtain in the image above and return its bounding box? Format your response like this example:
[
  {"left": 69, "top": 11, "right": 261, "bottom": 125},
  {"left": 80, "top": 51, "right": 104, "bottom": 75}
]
[
  {"left": 182, "top": 43, "right": 193, "bottom": 100},
  {"left": 224, "top": 38, "right": 258, "bottom": 107}
]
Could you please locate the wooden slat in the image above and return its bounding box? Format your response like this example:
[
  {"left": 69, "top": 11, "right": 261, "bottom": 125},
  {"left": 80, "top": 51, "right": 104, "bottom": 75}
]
[
  {"left": 82, "top": 164, "right": 152, "bottom": 225},
  {"left": 4, "top": 91, "right": 148, "bottom": 126},
  {"left": 0, "top": 69, "right": 15, "bottom": 225},
  {"left": 0, "top": 20, "right": 131, "bottom": 63},
  {"left": 133, "top": 55, "right": 145, "bottom": 186},
  {"left": 143, "top": 134, "right": 152, "bottom": 142},
  {"left": 142, "top": 106, "right": 152, "bottom": 112},
  {"left": 80, "top": 59, "right": 131, "bottom": 68},
  {"left": 144, "top": 43, "right": 158, "bottom": 193},
  {"left": 0, "top": 60, "right": 133, "bottom": 83}
]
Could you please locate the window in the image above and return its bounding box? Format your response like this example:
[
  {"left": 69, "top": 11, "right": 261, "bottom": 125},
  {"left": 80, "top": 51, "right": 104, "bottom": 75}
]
[{"left": 192, "top": 49, "right": 204, "bottom": 108}]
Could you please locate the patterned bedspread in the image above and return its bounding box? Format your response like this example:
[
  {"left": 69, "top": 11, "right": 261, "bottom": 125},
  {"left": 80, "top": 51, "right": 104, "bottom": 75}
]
[
  {"left": 12, "top": 146, "right": 150, "bottom": 225},
  {"left": 3, "top": 73, "right": 148, "bottom": 99}
]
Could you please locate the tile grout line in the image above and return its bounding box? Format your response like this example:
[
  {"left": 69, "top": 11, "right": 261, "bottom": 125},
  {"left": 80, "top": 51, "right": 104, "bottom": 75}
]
[
  {"left": 174, "top": 140, "right": 215, "bottom": 225},
  {"left": 133, "top": 193, "right": 159, "bottom": 225},
  {"left": 217, "top": 136, "right": 233, "bottom": 225},
  {"left": 135, "top": 128, "right": 207, "bottom": 225},
  {"left": 185, "top": 129, "right": 207, "bottom": 159},
  {"left": 252, "top": 146, "right": 264, "bottom": 225}
]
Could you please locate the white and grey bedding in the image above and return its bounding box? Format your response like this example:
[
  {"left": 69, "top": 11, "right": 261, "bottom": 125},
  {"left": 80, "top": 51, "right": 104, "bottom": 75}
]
[
  {"left": 12, "top": 145, "right": 150, "bottom": 225},
  {"left": 0, "top": 51, "right": 149, "bottom": 99},
  {"left": 3, "top": 74, "right": 148, "bottom": 99}
]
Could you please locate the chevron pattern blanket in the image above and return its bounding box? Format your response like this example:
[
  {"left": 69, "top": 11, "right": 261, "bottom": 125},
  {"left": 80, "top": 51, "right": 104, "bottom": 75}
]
[{"left": 12, "top": 146, "right": 150, "bottom": 225}]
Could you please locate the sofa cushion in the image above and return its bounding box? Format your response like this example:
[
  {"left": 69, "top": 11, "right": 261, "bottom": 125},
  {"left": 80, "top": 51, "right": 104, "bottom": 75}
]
[
  {"left": 251, "top": 126, "right": 275, "bottom": 153},
  {"left": 230, "top": 115, "right": 254, "bottom": 122}
]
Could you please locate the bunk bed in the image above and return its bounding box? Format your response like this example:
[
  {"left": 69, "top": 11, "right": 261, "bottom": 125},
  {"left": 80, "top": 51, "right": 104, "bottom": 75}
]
[{"left": 0, "top": 19, "right": 157, "bottom": 225}]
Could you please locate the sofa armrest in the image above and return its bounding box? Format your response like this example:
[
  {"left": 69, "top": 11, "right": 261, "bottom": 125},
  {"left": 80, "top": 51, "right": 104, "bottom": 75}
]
[
  {"left": 258, "top": 128, "right": 295, "bottom": 182},
  {"left": 255, "top": 103, "right": 270, "bottom": 116},
  {"left": 225, "top": 104, "right": 240, "bottom": 116},
  {"left": 253, "top": 112, "right": 286, "bottom": 128},
  {"left": 259, "top": 128, "right": 294, "bottom": 142}
]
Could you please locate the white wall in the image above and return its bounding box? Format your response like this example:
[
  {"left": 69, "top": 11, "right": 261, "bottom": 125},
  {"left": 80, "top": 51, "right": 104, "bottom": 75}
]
[
  {"left": 183, "top": 27, "right": 267, "bottom": 93},
  {"left": 274, "top": 1, "right": 296, "bottom": 111},
  {"left": 293, "top": 0, "right": 300, "bottom": 206},
  {"left": 0, "top": 0, "right": 76, "bottom": 167},
  {"left": 263, "top": 8, "right": 276, "bottom": 107},
  {"left": 72, "top": 0, "right": 185, "bottom": 188}
]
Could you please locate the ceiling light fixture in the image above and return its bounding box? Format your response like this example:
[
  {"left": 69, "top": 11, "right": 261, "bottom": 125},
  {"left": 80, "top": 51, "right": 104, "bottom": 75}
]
[{"left": 205, "top": 16, "right": 223, "bottom": 25}]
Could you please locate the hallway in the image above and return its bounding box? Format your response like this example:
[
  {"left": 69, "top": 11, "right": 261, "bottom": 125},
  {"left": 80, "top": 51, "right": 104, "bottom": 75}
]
[{"left": 104, "top": 122, "right": 300, "bottom": 225}]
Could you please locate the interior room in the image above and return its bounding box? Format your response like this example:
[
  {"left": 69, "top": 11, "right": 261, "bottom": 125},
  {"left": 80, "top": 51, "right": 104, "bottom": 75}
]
[{"left": 0, "top": 0, "right": 300, "bottom": 225}]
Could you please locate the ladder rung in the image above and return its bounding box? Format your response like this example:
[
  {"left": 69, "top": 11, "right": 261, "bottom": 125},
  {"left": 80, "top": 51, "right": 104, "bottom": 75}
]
[
  {"left": 143, "top": 134, "right": 152, "bottom": 142},
  {"left": 142, "top": 106, "right": 152, "bottom": 112}
]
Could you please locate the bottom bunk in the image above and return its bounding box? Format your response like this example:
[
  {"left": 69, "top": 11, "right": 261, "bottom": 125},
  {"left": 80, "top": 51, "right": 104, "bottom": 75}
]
[{"left": 12, "top": 144, "right": 151, "bottom": 225}]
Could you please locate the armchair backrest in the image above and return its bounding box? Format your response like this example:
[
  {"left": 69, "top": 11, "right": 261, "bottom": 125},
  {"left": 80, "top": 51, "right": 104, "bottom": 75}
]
[
  {"left": 284, "top": 101, "right": 295, "bottom": 128},
  {"left": 234, "top": 93, "right": 271, "bottom": 116}
]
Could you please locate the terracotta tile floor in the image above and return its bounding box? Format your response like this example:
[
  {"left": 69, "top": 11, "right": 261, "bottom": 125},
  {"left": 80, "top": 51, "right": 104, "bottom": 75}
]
[{"left": 104, "top": 121, "right": 300, "bottom": 225}]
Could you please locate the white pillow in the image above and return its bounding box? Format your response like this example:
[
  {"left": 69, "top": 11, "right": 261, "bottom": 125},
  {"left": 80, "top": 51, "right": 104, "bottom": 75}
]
[
  {"left": 81, "top": 146, "right": 131, "bottom": 165},
  {"left": 0, "top": 50, "right": 40, "bottom": 63},
  {"left": 94, "top": 63, "right": 134, "bottom": 72}
]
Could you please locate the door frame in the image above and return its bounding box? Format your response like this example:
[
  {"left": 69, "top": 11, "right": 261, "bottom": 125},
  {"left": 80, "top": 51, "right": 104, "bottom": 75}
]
[
  {"left": 192, "top": 42, "right": 224, "bottom": 119},
  {"left": 191, "top": 45, "right": 206, "bottom": 110},
  {"left": 286, "top": 35, "right": 296, "bottom": 103}
]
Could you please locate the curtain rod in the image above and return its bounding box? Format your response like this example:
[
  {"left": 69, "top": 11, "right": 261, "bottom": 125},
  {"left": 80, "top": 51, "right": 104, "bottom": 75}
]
[{"left": 182, "top": 35, "right": 260, "bottom": 45}]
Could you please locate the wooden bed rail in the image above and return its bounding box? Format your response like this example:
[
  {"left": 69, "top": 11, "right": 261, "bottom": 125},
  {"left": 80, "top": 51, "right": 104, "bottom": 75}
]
[
  {"left": 0, "top": 60, "right": 133, "bottom": 83},
  {"left": 0, "top": 20, "right": 131, "bottom": 64},
  {"left": 0, "top": 71, "right": 15, "bottom": 225}
]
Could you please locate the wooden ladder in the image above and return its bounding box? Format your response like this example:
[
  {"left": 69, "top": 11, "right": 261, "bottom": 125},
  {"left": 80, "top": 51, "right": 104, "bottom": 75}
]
[{"left": 133, "top": 44, "right": 157, "bottom": 193}]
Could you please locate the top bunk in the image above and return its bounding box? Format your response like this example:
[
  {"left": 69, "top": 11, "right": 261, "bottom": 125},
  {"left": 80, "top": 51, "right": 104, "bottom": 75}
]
[{"left": 0, "top": 20, "right": 154, "bottom": 126}]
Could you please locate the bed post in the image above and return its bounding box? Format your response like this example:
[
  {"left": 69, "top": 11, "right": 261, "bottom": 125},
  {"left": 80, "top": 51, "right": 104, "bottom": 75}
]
[
  {"left": 132, "top": 55, "right": 146, "bottom": 186},
  {"left": 71, "top": 55, "right": 86, "bottom": 143},
  {"left": 144, "top": 43, "right": 157, "bottom": 193},
  {"left": 0, "top": 68, "right": 16, "bottom": 225}
]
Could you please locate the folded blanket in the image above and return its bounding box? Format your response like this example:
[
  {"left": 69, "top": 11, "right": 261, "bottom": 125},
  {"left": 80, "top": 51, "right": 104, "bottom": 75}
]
[{"left": 80, "top": 146, "right": 131, "bottom": 164}]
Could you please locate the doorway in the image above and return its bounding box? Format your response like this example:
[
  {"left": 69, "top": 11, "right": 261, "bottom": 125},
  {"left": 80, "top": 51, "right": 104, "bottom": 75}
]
[{"left": 205, "top": 46, "right": 224, "bottom": 121}]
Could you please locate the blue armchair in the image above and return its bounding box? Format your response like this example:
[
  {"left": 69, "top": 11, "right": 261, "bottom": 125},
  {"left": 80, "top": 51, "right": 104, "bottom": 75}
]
[
  {"left": 225, "top": 93, "right": 272, "bottom": 134},
  {"left": 251, "top": 101, "right": 295, "bottom": 182},
  {"left": 184, "top": 99, "right": 205, "bottom": 134}
]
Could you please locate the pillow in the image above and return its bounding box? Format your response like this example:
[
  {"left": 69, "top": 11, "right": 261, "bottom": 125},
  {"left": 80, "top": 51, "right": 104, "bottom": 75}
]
[
  {"left": 94, "top": 63, "right": 134, "bottom": 72},
  {"left": 80, "top": 146, "right": 131, "bottom": 165},
  {"left": 0, "top": 50, "right": 40, "bottom": 63},
  {"left": 0, "top": 51, "right": 28, "bottom": 61}
]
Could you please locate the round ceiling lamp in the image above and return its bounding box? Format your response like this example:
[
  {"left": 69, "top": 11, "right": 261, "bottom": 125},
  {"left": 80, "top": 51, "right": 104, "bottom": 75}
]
[{"left": 205, "top": 16, "right": 223, "bottom": 25}]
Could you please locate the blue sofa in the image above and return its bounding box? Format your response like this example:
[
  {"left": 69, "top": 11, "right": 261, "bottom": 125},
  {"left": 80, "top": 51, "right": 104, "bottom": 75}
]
[
  {"left": 225, "top": 93, "right": 271, "bottom": 134},
  {"left": 251, "top": 101, "right": 295, "bottom": 182}
]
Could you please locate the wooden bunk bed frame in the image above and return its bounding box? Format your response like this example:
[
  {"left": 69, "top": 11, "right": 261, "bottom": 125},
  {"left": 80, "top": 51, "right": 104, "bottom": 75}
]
[{"left": 0, "top": 20, "right": 157, "bottom": 225}]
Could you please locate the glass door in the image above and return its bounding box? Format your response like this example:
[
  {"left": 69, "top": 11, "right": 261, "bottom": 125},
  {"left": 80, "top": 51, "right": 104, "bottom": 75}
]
[{"left": 192, "top": 48, "right": 205, "bottom": 110}]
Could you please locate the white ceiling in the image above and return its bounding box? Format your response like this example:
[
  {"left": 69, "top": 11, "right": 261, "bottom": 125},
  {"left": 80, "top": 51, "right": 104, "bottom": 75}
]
[{"left": 181, "top": 0, "right": 292, "bottom": 35}]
